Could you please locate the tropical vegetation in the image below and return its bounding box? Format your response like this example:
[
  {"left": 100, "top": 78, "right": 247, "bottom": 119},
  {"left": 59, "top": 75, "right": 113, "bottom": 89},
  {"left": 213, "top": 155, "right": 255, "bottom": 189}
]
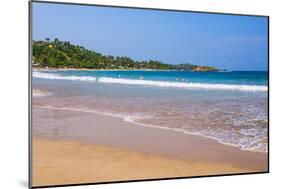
[{"left": 32, "top": 38, "right": 219, "bottom": 71}]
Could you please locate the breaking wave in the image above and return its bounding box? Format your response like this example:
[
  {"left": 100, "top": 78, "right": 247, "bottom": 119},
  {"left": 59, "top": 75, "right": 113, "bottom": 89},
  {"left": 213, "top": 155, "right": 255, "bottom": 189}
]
[{"left": 33, "top": 72, "right": 267, "bottom": 92}]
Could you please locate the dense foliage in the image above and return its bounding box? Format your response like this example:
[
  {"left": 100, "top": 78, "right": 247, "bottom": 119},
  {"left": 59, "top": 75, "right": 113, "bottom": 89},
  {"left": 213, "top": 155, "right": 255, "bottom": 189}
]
[{"left": 32, "top": 38, "right": 219, "bottom": 71}]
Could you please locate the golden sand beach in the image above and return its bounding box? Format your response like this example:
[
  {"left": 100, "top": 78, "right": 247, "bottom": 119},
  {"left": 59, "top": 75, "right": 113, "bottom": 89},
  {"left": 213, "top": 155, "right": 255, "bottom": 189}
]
[
  {"left": 32, "top": 108, "right": 268, "bottom": 187},
  {"left": 33, "top": 138, "right": 254, "bottom": 186}
]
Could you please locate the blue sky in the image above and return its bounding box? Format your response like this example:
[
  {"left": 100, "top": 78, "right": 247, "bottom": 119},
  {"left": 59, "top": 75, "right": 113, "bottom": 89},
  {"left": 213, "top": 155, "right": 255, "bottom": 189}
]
[{"left": 32, "top": 2, "right": 268, "bottom": 71}]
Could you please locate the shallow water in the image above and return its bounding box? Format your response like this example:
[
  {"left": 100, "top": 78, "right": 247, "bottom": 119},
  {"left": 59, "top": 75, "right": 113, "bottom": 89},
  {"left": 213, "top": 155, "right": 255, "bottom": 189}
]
[{"left": 32, "top": 70, "right": 268, "bottom": 152}]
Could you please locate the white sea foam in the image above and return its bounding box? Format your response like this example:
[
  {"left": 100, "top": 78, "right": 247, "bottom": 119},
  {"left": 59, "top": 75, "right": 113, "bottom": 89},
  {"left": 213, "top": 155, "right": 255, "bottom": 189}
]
[
  {"left": 33, "top": 89, "right": 51, "bottom": 97},
  {"left": 98, "top": 77, "right": 267, "bottom": 92},
  {"left": 34, "top": 105, "right": 267, "bottom": 153},
  {"left": 33, "top": 72, "right": 267, "bottom": 92},
  {"left": 33, "top": 71, "right": 97, "bottom": 82}
]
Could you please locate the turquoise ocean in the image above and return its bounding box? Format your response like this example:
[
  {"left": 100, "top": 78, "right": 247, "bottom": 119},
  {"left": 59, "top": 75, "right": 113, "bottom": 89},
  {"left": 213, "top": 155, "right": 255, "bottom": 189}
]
[{"left": 33, "top": 70, "right": 268, "bottom": 152}]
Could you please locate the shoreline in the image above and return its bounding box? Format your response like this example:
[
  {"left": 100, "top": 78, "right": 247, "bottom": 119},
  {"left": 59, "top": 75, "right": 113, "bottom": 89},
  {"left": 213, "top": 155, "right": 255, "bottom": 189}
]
[
  {"left": 34, "top": 105, "right": 267, "bottom": 154},
  {"left": 33, "top": 107, "right": 268, "bottom": 169},
  {"left": 33, "top": 67, "right": 179, "bottom": 71},
  {"left": 32, "top": 67, "right": 224, "bottom": 72},
  {"left": 32, "top": 107, "right": 268, "bottom": 186},
  {"left": 32, "top": 67, "right": 267, "bottom": 72}
]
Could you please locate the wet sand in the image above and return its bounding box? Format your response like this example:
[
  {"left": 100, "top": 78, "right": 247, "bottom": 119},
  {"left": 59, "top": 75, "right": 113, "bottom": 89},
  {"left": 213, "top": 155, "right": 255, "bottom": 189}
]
[{"left": 32, "top": 107, "right": 268, "bottom": 187}]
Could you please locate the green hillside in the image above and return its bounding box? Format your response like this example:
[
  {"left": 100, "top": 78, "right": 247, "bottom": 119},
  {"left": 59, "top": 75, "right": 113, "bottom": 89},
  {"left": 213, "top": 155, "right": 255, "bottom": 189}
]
[{"left": 32, "top": 38, "right": 219, "bottom": 71}]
